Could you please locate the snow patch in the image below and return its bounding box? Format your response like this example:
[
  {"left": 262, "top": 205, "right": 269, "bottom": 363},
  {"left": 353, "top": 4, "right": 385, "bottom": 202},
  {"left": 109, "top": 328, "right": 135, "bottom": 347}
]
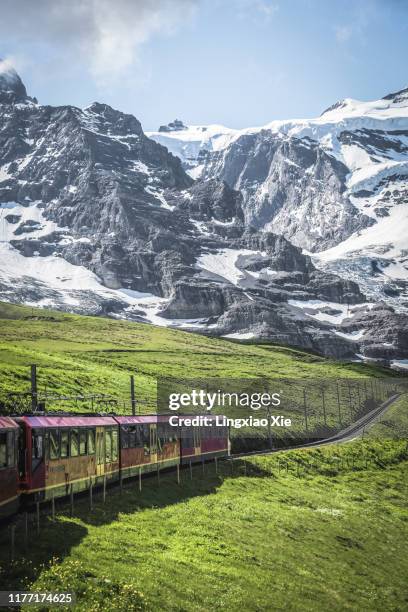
[
  {"left": 288, "top": 299, "right": 371, "bottom": 325},
  {"left": 390, "top": 359, "right": 408, "bottom": 371},
  {"left": 197, "top": 248, "right": 268, "bottom": 287},
  {"left": 223, "top": 331, "right": 256, "bottom": 339},
  {"left": 334, "top": 329, "right": 366, "bottom": 340}
]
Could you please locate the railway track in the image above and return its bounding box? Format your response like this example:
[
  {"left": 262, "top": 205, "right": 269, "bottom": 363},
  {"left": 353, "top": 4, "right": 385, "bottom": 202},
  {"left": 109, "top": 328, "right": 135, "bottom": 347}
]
[{"left": 231, "top": 393, "right": 402, "bottom": 458}]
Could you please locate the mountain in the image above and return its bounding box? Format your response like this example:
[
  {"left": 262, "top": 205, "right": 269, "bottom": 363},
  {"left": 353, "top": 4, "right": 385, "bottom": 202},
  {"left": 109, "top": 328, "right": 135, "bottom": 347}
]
[
  {"left": 0, "top": 60, "right": 407, "bottom": 364},
  {"left": 148, "top": 91, "right": 408, "bottom": 313}
]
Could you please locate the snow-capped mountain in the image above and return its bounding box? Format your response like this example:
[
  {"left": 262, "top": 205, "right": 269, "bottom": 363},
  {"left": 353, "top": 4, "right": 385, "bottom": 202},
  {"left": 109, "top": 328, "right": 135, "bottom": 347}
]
[
  {"left": 148, "top": 90, "right": 408, "bottom": 313},
  {"left": 0, "top": 59, "right": 407, "bottom": 363}
]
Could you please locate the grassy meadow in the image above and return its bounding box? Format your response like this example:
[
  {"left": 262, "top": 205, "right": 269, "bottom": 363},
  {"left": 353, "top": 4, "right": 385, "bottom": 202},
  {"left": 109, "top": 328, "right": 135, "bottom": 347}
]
[
  {"left": 0, "top": 300, "right": 393, "bottom": 413},
  {"left": 0, "top": 301, "right": 407, "bottom": 611},
  {"left": 0, "top": 434, "right": 407, "bottom": 611}
]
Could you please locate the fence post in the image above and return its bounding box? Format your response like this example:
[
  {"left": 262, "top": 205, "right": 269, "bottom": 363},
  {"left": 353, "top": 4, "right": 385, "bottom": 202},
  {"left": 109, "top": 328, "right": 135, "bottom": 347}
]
[
  {"left": 348, "top": 383, "right": 353, "bottom": 420},
  {"left": 336, "top": 383, "right": 342, "bottom": 427},
  {"left": 70, "top": 485, "right": 74, "bottom": 516},
  {"left": 31, "top": 364, "right": 38, "bottom": 412},
  {"left": 139, "top": 467, "right": 142, "bottom": 492},
  {"left": 321, "top": 387, "right": 327, "bottom": 427},
  {"left": 267, "top": 405, "right": 273, "bottom": 449},
  {"left": 303, "top": 388, "right": 308, "bottom": 432},
  {"left": 177, "top": 463, "right": 180, "bottom": 485},
  {"left": 189, "top": 460, "right": 193, "bottom": 480},
  {"left": 130, "top": 375, "right": 136, "bottom": 416},
  {"left": 215, "top": 456, "right": 218, "bottom": 474},
  {"left": 90, "top": 482, "right": 93, "bottom": 510}
]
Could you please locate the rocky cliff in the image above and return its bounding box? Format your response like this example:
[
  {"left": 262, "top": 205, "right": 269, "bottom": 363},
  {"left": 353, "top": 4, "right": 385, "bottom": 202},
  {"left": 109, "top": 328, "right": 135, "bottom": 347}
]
[{"left": 0, "top": 61, "right": 407, "bottom": 363}]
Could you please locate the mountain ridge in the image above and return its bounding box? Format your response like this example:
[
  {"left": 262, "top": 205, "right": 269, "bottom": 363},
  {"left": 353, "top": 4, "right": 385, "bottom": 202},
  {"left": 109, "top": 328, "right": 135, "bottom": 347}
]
[
  {"left": 0, "top": 61, "right": 407, "bottom": 364},
  {"left": 148, "top": 87, "right": 408, "bottom": 312}
]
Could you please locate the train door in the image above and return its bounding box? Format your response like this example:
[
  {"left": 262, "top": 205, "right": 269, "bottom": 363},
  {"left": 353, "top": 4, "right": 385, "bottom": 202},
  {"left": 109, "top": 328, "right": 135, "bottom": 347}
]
[
  {"left": 96, "top": 427, "right": 105, "bottom": 476},
  {"left": 18, "top": 422, "right": 27, "bottom": 480},
  {"left": 150, "top": 424, "right": 158, "bottom": 464}
]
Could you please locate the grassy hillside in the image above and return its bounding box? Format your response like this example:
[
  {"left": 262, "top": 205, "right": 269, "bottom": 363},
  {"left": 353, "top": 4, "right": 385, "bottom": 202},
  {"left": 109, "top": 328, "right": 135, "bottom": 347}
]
[
  {"left": 1, "top": 438, "right": 407, "bottom": 611},
  {"left": 0, "top": 301, "right": 407, "bottom": 611},
  {"left": 0, "top": 301, "right": 390, "bottom": 414}
]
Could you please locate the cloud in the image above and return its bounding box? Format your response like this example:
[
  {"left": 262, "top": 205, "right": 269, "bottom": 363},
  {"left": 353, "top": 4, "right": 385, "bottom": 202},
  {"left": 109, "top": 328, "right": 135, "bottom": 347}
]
[
  {"left": 236, "top": 0, "right": 279, "bottom": 23},
  {"left": 0, "top": 57, "right": 14, "bottom": 76},
  {"left": 0, "top": 0, "right": 197, "bottom": 86},
  {"left": 335, "top": 24, "right": 354, "bottom": 43}
]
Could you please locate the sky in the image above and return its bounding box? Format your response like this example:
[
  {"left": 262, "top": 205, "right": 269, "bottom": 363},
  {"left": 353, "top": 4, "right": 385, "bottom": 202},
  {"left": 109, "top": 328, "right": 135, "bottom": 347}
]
[{"left": 0, "top": 0, "right": 407, "bottom": 131}]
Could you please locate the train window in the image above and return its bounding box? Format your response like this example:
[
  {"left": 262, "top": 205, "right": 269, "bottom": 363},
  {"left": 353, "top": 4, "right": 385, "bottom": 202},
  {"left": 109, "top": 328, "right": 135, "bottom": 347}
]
[
  {"left": 112, "top": 429, "right": 118, "bottom": 462},
  {"left": 105, "top": 429, "right": 112, "bottom": 463},
  {"left": 142, "top": 425, "right": 150, "bottom": 455},
  {"left": 193, "top": 426, "right": 201, "bottom": 447},
  {"left": 128, "top": 426, "right": 136, "bottom": 448},
  {"left": 0, "top": 433, "right": 6, "bottom": 468},
  {"left": 70, "top": 429, "right": 79, "bottom": 457},
  {"left": 49, "top": 429, "right": 59, "bottom": 460},
  {"left": 7, "top": 432, "right": 14, "bottom": 466},
  {"left": 121, "top": 427, "right": 129, "bottom": 449},
  {"left": 32, "top": 430, "right": 44, "bottom": 460},
  {"left": 79, "top": 430, "right": 87, "bottom": 455},
  {"left": 157, "top": 424, "right": 174, "bottom": 448},
  {"left": 60, "top": 430, "right": 69, "bottom": 458},
  {"left": 136, "top": 426, "right": 144, "bottom": 447},
  {"left": 87, "top": 429, "right": 96, "bottom": 454},
  {"left": 181, "top": 426, "right": 193, "bottom": 449},
  {"left": 157, "top": 425, "right": 165, "bottom": 449},
  {"left": 168, "top": 424, "right": 178, "bottom": 443}
]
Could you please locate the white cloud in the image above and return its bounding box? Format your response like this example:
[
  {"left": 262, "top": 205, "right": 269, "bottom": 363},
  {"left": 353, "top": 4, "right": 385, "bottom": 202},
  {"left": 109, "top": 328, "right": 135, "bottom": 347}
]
[
  {"left": 335, "top": 24, "right": 354, "bottom": 43},
  {"left": 0, "top": 0, "right": 197, "bottom": 86},
  {"left": 236, "top": 0, "right": 279, "bottom": 23}
]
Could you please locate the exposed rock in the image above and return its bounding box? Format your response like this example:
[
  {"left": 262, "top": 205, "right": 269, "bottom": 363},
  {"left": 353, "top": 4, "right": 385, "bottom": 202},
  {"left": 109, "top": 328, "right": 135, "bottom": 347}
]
[{"left": 0, "top": 61, "right": 406, "bottom": 361}]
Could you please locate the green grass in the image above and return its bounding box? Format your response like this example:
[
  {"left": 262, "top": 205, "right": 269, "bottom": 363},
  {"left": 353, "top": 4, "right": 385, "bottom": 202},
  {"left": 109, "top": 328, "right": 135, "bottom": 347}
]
[
  {"left": 0, "top": 302, "right": 407, "bottom": 611},
  {"left": 1, "top": 439, "right": 407, "bottom": 611},
  {"left": 0, "top": 301, "right": 393, "bottom": 414}
]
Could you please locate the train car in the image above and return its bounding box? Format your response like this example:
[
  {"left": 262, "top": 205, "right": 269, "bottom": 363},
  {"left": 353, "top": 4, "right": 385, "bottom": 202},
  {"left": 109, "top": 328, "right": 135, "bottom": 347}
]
[
  {"left": 114, "top": 415, "right": 180, "bottom": 479},
  {"left": 0, "top": 416, "right": 20, "bottom": 519},
  {"left": 156, "top": 414, "right": 180, "bottom": 469},
  {"left": 179, "top": 416, "right": 230, "bottom": 465},
  {"left": 200, "top": 416, "right": 230, "bottom": 460},
  {"left": 15, "top": 415, "right": 120, "bottom": 502}
]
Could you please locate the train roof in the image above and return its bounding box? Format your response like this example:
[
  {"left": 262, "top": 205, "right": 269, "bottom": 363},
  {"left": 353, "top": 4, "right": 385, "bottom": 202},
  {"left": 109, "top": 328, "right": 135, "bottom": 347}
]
[
  {"left": 16, "top": 415, "right": 118, "bottom": 428},
  {"left": 8, "top": 413, "right": 223, "bottom": 428},
  {"left": 114, "top": 414, "right": 221, "bottom": 424},
  {"left": 0, "top": 416, "right": 19, "bottom": 430},
  {"left": 114, "top": 415, "right": 171, "bottom": 424}
]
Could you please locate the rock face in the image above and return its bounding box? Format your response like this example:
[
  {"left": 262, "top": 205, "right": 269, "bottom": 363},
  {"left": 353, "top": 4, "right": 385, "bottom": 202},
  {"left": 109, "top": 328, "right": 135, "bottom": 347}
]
[
  {"left": 0, "top": 59, "right": 407, "bottom": 362},
  {"left": 199, "top": 132, "right": 374, "bottom": 252},
  {"left": 148, "top": 89, "right": 408, "bottom": 312},
  {"left": 0, "top": 60, "right": 32, "bottom": 104}
]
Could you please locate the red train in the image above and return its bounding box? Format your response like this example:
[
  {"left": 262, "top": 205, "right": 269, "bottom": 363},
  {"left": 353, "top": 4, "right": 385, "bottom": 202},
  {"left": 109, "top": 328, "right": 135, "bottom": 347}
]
[
  {"left": 0, "top": 414, "right": 229, "bottom": 519},
  {"left": 0, "top": 417, "right": 20, "bottom": 518}
]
